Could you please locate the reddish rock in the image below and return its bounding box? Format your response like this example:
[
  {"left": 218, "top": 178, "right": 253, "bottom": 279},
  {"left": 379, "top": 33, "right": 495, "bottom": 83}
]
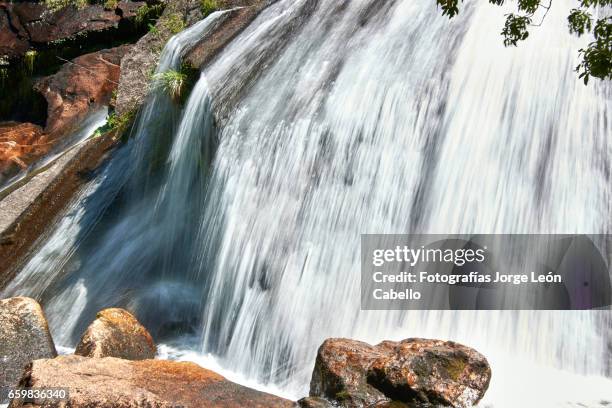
[
  {"left": 310, "top": 338, "right": 391, "bottom": 407},
  {"left": 0, "top": 1, "right": 144, "bottom": 63},
  {"left": 10, "top": 355, "right": 296, "bottom": 407},
  {"left": 0, "top": 297, "right": 57, "bottom": 404},
  {"left": 309, "top": 338, "right": 491, "bottom": 408},
  {"left": 0, "top": 5, "right": 29, "bottom": 60},
  {"left": 368, "top": 339, "right": 491, "bottom": 408},
  {"left": 75, "top": 308, "right": 156, "bottom": 360},
  {"left": 35, "top": 45, "right": 130, "bottom": 137},
  {"left": 0, "top": 122, "right": 49, "bottom": 181}
]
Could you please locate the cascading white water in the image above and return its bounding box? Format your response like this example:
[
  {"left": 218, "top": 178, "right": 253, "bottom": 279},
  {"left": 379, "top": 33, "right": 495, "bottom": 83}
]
[
  {"left": 196, "top": 0, "right": 612, "bottom": 405},
  {"left": 2, "top": 1, "right": 611, "bottom": 407}
]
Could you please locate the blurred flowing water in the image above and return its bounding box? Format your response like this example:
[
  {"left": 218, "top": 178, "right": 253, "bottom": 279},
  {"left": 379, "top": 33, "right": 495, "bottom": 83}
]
[{"left": 3, "top": 1, "right": 612, "bottom": 407}]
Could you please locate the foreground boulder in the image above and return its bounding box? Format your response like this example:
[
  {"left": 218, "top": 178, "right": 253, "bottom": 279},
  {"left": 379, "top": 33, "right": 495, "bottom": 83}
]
[
  {"left": 10, "top": 355, "right": 296, "bottom": 407},
  {"left": 75, "top": 308, "right": 156, "bottom": 360},
  {"left": 306, "top": 338, "right": 491, "bottom": 408},
  {"left": 0, "top": 297, "right": 57, "bottom": 404},
  {"left": 308, "top": 338, "right": 390, "bottom": 407}
]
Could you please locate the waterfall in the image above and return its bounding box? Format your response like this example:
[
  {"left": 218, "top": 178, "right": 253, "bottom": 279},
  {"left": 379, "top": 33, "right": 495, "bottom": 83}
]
[
  {"left": 3, "top": 1, "right": 611, "bottom": 407},
  {"left": 1, "top": 12, "right": 226, "bottom": 343}
]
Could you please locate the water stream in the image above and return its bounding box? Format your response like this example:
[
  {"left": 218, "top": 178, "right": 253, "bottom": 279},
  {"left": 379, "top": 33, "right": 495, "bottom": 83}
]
[{"left": 2, "top": 1, "right": 611, "bottom": 407}]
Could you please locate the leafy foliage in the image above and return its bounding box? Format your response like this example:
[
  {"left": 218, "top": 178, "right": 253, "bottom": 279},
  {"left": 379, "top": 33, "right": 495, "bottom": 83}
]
[
  {"left": 568, "top": 9, "right": 593, "bottom": 35},
  {"left": 106, "top": 110, "right": 135, "bottom": 135},
  {"left": 135, "top": 3, "right": 164, "bottom": 27},
  {"left": 501, "top": 14, "right": 531, "bottom": 46},
  {"left": 436, "top": 0, "right": 460, "bottom": 18},
  {"left": 577, "top": 17, "right": 612, "bottom": 83},
  {"left": 200, "top": 0, "right": 219, "bottom": 17},
  {"left": 436, "top": 0, "right": 612, "bottom": 83},
  {"left": 148, "top": 23, "right": 160, "bottom": 35}
]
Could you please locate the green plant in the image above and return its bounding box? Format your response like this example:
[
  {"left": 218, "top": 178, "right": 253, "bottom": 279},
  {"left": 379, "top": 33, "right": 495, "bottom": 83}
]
[
  {"left": 136, "top": 3, "right": 164, "bottom": 27},
  {"left": 24, "top": 50, "right": 37, "bottom": 74},
  {"left": 162, "top": 13, "right": 186, "bottom": 34},
  {"left": 106, "top": 110, "right": 136, "bottom": 136},
  {"left": 103, "top": 0, "right": 118, "bottom": 10},
  {"left": 44, "top": 0, "right": 87, "bottom": 12},
  {"left": 148, "top": 23, "right": 160, "bottom": 36},
  {"left": 151, "top": 69, "right": 189, "bottom": 101},
  {"left": 200, "top": 0, "right": 219, "bottom": 17}
]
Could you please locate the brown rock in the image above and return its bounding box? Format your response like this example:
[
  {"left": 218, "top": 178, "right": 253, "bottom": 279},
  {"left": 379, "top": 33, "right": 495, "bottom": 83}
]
[
  {"left": 34, "top": 45, "right": 130, "bottom": 137},
  {"left": 75, "top": 308, "right": 156, "bottom": 360},
  {"left": 298, "top": 396, "right": 334, "bottom": 408},
  {"left": 0, "top": 297, "right": 57, "bottom": 404},
  {"left": 24, "top": 2, "right": 141, "bottom": 45},
  {"left": 310, "top": 338, "right": 391, "bottom": 407},
  {"left": 309, "top": 338, "right": 491, "bottom": 408},
  {"left": 0, "top": 5, "right": 29, "bottom": 60},
  {"left": 10, "top": 355, "right": 297, "bottom": 407},
  {"left": 368, "top": 339, "right": 491, "bottom": 408},
  {"left": 0, "top": 123, "right": 49, "bottom": 181}
]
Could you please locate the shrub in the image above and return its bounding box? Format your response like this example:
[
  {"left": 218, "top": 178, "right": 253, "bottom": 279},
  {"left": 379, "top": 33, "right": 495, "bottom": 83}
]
[
  {"left": 148, "top": 23, "right": 160, "bottom": 36},
  {"left": 200, "top": 0, "right": 219, "bottom": 17},
  {"left": 103, "top": 0, "right": 118, "bottom": 10},
  {"left": 161, "top": 13, "right": 185, "bottom": 34},
  {"left": 135, "top": 3, "right": 164, "bottom": 27},
  {"left": 105, "top": 110, "right": 136, "bottom": 136}
]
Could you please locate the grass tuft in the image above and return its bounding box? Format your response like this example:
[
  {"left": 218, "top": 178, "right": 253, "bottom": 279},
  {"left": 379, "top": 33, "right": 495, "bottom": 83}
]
[
  {"left": 200, "top": 0, "right": 219, "bottom": 17},
  {"left": 151, "top": 70, "right": 188, "bottom": 101}
]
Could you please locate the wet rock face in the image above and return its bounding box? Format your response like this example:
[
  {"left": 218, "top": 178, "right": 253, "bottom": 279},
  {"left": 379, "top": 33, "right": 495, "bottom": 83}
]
[
  {"left": 309, "top": 338, "right": 491, "bottom": 408},
  {"left": 0, "top": 4, "right": 29, "bottom": 60},
  {"left": 0, "top": 297, "right": 57, "bottom": 404},
  {"left": 35, "top": 45, "right": 130, "bottom": 137},
  {"left": 183, "top": 0, "right": 268, "bottom": 69},
  {"left": 74, "top": 308, "right": 156, "bottom": 360},
  {"left": 11, "top": 355, "right": 297, "bottom": 407}
]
